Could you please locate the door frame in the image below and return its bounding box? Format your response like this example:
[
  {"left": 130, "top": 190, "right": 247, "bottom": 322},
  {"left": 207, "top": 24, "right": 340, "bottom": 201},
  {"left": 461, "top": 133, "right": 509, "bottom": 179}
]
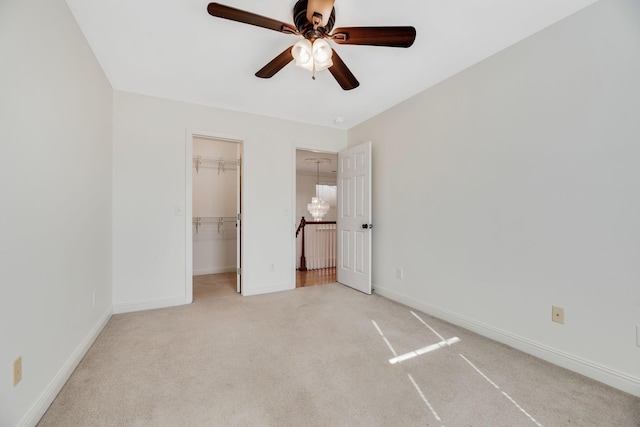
[
  {"left": 185, "top": 128, "right": 244, "bottom": 303},
  {"left": 290, "top": 145, "right": 339, "bottom": 288}
]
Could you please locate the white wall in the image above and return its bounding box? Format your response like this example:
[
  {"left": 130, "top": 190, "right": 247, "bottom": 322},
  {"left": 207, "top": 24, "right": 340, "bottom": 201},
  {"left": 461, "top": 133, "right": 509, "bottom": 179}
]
[
  {"left": 192, "top": 137, "right": 238, "bottom": 275},
  {"left": 112, "top": 91, "right": 347, "bottom": 309},
  {"left": 0, "top": 0, "right": 113, "bottom": 425},
  {"left": 349, "top": 0, "right": 640, "bottom": 396}
]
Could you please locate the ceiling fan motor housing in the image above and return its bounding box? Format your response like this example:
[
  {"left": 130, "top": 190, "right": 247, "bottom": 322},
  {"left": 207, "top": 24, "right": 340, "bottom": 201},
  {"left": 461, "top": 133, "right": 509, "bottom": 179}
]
[{"left": 294, "top": 0, "right": 335, "bottom": 40}]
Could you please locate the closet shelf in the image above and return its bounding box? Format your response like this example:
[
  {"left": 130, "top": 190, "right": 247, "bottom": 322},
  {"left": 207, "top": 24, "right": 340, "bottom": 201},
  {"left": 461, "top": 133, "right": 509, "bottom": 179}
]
[
  {"left": 193, "top": 155, "right": 240, "bottom": 174},
  {"left": 193, "top": 216, "right": 237, "bottom": 233}
]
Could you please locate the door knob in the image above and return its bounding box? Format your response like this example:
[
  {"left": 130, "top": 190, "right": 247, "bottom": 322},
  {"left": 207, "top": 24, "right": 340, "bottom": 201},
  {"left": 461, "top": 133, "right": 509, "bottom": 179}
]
[{"left": 361, "top": 224, "right": 373, "bottom": 229}]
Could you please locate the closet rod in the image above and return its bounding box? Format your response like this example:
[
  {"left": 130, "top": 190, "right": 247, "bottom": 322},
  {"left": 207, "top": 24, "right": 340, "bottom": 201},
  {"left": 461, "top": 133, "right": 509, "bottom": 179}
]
[
  {"left": 193, "top": 155, "right": 240, "bottom": 174},
  {"left": 193, "top": 216, "right": 237, "bottom": 234},
  {"left": 193, "top": 216, "right": 237, "bottom": 221}
]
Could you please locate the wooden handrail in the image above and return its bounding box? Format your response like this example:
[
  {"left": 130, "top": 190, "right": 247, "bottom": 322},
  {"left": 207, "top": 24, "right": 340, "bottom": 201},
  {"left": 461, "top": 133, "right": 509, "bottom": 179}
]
[
  {"left": 295, "top": 216, "right": 307, "bottom": 237},
  {"left": 296, "top": 217, "right": 307, "bottom": 271},
  {"left": 296, "top": 217, "right": 336, "bottom": 236},
  {"left": 295, "top": 216, "right": 336, "bottom": 271}
]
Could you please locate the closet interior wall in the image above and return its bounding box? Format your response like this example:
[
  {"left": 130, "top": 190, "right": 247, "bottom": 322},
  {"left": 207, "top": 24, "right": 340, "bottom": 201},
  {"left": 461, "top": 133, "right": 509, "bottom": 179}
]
[{"left": 192, "top": 137, "right": 238, "bottom": 275}]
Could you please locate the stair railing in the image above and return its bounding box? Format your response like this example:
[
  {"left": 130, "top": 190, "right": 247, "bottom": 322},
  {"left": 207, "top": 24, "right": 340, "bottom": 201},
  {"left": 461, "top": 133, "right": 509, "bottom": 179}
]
[{"left": 295, "top": 216, "right": 336, "bottom": 271}]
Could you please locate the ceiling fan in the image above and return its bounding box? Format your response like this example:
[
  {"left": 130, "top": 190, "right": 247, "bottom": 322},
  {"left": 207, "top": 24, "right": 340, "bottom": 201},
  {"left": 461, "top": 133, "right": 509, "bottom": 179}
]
[{"left": 207, "top": 0, "right": 416, "bottom": 90}]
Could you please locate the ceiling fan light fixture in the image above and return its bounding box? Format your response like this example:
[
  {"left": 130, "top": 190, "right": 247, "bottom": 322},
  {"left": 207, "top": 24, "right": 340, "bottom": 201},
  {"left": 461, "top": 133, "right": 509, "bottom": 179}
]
[
  {"left": 292, "top": 39, "right": 313, "bottom": 70},
  {"left": 293, "top": 38, "right": 333, "bottom": 73},
  {"left": 312, "top": 38, "right": 333, "bottom": 70}
]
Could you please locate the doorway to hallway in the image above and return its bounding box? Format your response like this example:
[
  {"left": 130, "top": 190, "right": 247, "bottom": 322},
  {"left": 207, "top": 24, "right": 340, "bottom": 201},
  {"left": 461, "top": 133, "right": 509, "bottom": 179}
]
[{"left": 295, "top": 149, "right": 338, "bottom": 288}]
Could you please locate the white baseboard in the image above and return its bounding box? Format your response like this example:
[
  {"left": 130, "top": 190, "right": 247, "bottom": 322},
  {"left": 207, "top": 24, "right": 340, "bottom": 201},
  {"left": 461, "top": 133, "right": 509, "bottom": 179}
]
[
  {"left": 113, "top": 296, "right": 187, "bottom": 314},
  {"left": 19, "top": 307, "right": 113, "bottom": 427},
  {"left": 193, "top": 266, "right": 236, "bottom": 276},
  {"left": 373, "top": 284, "right": 640, "bottom": 398}
]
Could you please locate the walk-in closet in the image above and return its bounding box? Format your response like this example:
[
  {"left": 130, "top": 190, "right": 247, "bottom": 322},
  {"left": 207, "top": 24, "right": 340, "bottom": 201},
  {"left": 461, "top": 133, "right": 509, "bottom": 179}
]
[{"left": 192, "top": 136, "right": 241, "bottom": 297}]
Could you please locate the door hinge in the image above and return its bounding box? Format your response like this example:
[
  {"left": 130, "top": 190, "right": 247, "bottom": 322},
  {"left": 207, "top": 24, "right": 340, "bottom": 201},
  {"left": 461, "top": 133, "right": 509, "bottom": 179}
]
[
  {"left": 237, "top": 158, "right": 242, "bottom": 167},
  {"left": 237, "top": 213, "right": 242, "bottom": 221},
  {"left": 237, "top": 268, "right": 242, "bottom": 275}
]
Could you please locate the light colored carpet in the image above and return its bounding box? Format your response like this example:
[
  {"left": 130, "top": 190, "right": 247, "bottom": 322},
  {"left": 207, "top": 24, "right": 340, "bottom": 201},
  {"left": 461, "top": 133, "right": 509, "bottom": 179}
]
[{"left": 38, "top": 275, "right": 639, "bottom": 426}]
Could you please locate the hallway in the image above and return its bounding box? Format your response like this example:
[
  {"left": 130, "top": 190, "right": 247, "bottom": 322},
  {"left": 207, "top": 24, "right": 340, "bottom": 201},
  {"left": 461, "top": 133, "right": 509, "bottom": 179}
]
[{"left": 296, "top": 268, "right": 336, "bottom": 288}]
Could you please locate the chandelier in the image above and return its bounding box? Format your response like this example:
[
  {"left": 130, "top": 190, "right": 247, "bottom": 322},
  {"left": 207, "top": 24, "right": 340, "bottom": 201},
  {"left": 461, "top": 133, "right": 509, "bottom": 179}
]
[{"left": 306, "top": 158, "right": 331, "bottom": 221}]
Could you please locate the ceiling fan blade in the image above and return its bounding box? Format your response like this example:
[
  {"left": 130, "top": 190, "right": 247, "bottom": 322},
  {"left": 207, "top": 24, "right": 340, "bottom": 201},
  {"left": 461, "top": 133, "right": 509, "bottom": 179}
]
[
  {"left": 255, "top": 47, "right": 294, "bottom": 78},
  {"left": 328, "top": 49, "right": 359, "bottom": 91},
  {"left": 330, "top": 26, "right": 416, "bottom": 48},
  {"left": 207, "top": 3, "right": 298, "bottom": 35}
]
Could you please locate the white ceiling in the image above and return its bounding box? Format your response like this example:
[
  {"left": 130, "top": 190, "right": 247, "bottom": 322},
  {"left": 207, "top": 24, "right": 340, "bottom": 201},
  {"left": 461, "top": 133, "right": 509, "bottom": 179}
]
[{"left": 65, "top": 0, "right": 597, "bottom": 130}]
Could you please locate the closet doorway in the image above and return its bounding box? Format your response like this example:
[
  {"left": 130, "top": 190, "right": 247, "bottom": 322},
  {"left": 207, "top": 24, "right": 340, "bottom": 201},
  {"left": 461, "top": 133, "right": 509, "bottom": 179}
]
[
  {"left": 295, "top": 149, "right": 337, "bottom": 287},
  {"left": 190, "top": 135, "right": 242, "bottom": 300}
]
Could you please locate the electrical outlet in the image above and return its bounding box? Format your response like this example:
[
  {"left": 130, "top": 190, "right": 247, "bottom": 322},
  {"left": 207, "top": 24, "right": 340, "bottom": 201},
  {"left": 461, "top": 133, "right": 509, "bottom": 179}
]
[
  {"left": 270, "top": 263, "right": 276, "bottom": 272},
  {"left": 396, "top": 268, "right": 404, "bottom": 279},
  {"left": 636, "top": 324, "right": 640, "bottom": 347},
  {"left": 13, "top": 356, "right": 22, "bottom": 387},
  {"left": 552, "top": 306, "right": 565, "bottom": 324}
]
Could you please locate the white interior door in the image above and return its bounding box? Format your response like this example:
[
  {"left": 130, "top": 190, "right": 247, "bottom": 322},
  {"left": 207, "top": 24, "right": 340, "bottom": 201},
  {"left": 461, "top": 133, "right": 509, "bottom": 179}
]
[
  {"left": 337, "top": 141, "right": 372, "bottom": 294},
  {"left": 236, "top": 144, "right": 242, "bottom": 293}
]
